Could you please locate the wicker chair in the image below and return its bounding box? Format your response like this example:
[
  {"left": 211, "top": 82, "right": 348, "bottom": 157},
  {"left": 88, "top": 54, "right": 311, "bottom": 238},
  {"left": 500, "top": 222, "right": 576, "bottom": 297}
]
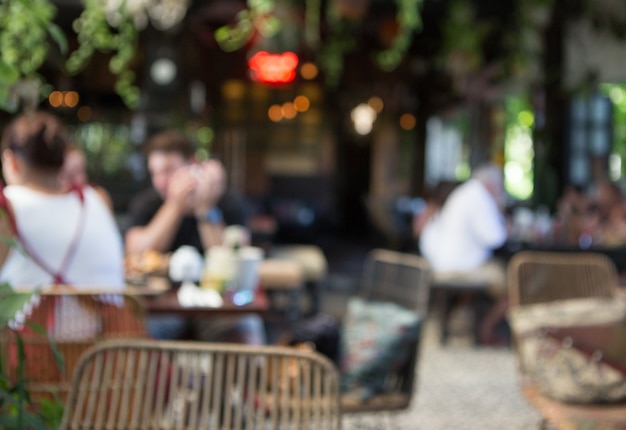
[
  {"left": 341, "top": 248, "right": 432, "bottom": 413},
  {"left": 507, "top": 251, "right": 626, "bottom": 429},
  {"left": 508, "top": 250, "right": 619, "bottom": 307},
  {"left": 0, "top": 289, "right": 148, "bottom": 404},
  {"left": 60, "top": 339, "right": 342, "bottom": 430}
]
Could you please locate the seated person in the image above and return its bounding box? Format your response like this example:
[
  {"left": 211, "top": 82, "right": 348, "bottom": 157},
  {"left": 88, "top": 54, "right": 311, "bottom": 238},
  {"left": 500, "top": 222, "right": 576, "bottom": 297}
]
[
  {"left": 418, "top": 163, "right": 509, "bottom": 344},
  {"left": 554, "top": 184, "right": 590, "bottom": 245},
  {"left": 0, "top": 111, "right": 125, "bottom": 338},
  {"left": 125, "top": 130, "right": 264, "bottom": 345},
  {"left": 412, "top": 180, "right": 460, "bottom": 239},
  {"left": 59, "top": 144, "right": 114, "bottom": 211},
  {"left": 587, "top": 180, "right": 626, "bottom": 246},
  {"left": 0, "top": 110, "right": 124, "bottom": 289}
]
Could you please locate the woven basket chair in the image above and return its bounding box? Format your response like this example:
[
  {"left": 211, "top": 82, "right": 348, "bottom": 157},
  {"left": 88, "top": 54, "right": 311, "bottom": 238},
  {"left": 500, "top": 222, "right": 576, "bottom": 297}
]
[
  {"left": 60, "top": 339, "right": 342, "bottom": 430},
  {"left": 341, "top": 248, "right": 432, "bottom": 413},
  {"left": 507, "top": 251, "right": 626, "bottom": 429},
  {"left": 0, "top": 289, "right": 148, "bottom": 404},
  {"left": 508, "top": 250, "right": 619, "bottom": 307}
]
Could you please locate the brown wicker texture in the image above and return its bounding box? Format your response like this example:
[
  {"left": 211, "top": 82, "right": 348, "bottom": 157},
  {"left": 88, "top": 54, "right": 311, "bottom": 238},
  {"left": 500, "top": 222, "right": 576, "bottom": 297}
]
[
  {"left": 341, "top": 248, "right": 432, "bottom": 413},
  {"left": 60, "top": 339, "right": 342, "bottom": 430},
  {"left": 0, "top": 290, "right": 148, "bottom": 404},
  {"left": 507, "top": 251, "right": 626, "bottom": 429},
  {"left": 508, "top": 251, "right": 619, "bottom": 307}
]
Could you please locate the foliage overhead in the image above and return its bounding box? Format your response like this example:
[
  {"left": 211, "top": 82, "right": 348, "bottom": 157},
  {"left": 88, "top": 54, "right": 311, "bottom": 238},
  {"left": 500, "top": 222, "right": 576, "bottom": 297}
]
[{"left": 0, "top": 0, "right": 139, "bottom": 113}]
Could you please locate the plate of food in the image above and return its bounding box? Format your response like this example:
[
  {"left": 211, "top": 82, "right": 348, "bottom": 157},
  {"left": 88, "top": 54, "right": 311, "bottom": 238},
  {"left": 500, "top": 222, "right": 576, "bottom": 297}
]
[{"left": 125, "top": 250, "right": 171, "bottom": 291}]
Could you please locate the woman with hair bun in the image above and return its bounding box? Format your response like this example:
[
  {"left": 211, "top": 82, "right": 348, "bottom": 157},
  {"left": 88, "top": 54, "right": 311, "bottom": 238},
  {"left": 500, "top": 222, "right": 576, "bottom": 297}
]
[{"left": 0, "top": 110, "right": 124, "bottom": 289}]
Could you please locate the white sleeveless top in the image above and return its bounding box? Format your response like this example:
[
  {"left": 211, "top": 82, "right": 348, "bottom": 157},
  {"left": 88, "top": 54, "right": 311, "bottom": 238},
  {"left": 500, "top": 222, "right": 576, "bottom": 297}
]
[{"left": 0, "top": 185, "right": 125, "bottom": 290}]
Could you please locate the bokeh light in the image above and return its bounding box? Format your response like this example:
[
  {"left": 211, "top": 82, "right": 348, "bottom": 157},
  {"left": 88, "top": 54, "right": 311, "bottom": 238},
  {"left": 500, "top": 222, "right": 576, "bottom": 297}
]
[
  {"left": 77, "top": 106, "right": 92, "bottom": 122},
  {"left": 368, "top": 96, "right": 384, "bottom": 113},
  {"left": 293, "top": 95, "right": 310, "bottom": 112},
  {"left": 300, "top": 62, "right": 318, "bottom": 80},
  {"left": 282, "top": 102, "right": 297, "bottom": 120},
  {"left": 399, "top": 113, "right": 416, "bottom": 130},
  {"left": 268, "top": 104, "right": 283, "bottom": 122}
]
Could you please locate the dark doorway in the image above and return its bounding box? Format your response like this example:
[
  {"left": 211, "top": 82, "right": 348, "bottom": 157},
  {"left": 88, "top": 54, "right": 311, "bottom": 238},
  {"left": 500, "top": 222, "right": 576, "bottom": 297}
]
[{"left": 336, "top": 137, "right": 372, "bottom": 237}]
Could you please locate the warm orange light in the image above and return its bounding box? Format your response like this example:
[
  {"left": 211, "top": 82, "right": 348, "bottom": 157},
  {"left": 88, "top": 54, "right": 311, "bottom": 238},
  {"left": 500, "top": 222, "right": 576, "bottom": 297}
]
[
  {"left": 268, "top": 104, "right": 283, "bottom": 122},
  {"left": 77, "top": 106, "right": 92, "bottom": 122},
  {"left": 293, "top": 95, "right": 310, "bottom": 112},
  {"left": 400, "top": 113, "right": 416, "bottom": 130},
  {"left": 64, "top": 91, "right": 79, "bottom": 108},
  {"left": 49, "top": 91, "right": 63, "bottom": 108},
  {"left": 222, "top": 79, "right": 246, "bottom": 100},
  {"left": 300, "top": 62, "right": 318, "bottom": 80},
  {"left": 282, "top": 102, "right": 297, "bottom": 120},
  {"left": 368, "top": 96, "right": 384, "bottom": 113},
  {"left": 248, "top": 51, "right": 298, "bottom": 84}
]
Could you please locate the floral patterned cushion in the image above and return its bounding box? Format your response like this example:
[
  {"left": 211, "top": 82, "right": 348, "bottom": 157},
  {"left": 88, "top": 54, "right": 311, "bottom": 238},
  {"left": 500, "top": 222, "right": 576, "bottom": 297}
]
[{"left": 339, "top": 297, "right": 423, "bottom": 400}]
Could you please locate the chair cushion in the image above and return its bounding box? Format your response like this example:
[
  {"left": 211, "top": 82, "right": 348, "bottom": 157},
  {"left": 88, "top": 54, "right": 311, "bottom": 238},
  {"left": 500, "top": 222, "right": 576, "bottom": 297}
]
[
  {"left": 509, "top": 297, "right": 626, "bottom": 404},
  {"left": 339, "top": 297, "right": 422, "bottom": 401}
]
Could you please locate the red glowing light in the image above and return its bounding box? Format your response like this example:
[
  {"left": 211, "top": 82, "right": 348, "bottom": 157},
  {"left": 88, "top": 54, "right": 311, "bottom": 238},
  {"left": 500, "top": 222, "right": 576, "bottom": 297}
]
[{"left": 248, "top": 51, "right": 299, "bottom": 84}]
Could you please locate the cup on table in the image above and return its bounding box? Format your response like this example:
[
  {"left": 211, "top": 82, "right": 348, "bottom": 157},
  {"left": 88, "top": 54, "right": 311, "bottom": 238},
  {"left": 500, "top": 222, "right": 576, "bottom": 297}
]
[{"left": 230, "top": 246, "right": 264, "bottom": 306}]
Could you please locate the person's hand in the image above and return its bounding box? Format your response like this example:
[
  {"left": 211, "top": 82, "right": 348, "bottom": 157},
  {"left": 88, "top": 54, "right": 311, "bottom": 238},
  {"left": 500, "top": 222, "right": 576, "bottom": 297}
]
[
  {"left": 194, "top": 159, "right": 226, "bottom": 216},
  {"left": 166, "top": 167, "right": 198, "bottom": 213}
]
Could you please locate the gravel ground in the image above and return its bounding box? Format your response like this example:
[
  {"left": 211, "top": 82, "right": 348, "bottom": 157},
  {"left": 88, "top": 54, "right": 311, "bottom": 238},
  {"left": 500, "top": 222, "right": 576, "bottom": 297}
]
[{"left": 341, "top": 317, "right": 543, "bottom": 430}]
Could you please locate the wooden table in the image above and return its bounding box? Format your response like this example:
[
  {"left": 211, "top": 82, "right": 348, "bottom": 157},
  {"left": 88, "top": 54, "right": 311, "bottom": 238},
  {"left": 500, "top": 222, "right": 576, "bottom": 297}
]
[
  {"left": 138, "top": 286, "right": 270, "bottom": 317},
  {"left": 128, "top": 258, "right": 302, "bottom": 320}
]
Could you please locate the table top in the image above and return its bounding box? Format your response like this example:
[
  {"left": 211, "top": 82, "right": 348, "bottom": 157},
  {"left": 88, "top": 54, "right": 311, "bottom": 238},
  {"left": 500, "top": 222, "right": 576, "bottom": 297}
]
[{"left": 139, "top": 286, "right": 270, "bottom": 316}]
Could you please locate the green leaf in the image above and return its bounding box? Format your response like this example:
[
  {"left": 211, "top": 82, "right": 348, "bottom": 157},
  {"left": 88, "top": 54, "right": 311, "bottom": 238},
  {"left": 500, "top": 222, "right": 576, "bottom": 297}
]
[
  {"left": 37, "top": 395, "right": 65, "bottom": 427},
  {"left": 48, "top": 23, "right": 68, "bottom": 55},
  {"left": 0, "top": 391, "right": 49, "bottom": 430},
  {"left": 0, "top": 287, "right": 32, "bottom": 328},
  {"left": 0, "top": 62, "right": 20, "bottom": 85}
]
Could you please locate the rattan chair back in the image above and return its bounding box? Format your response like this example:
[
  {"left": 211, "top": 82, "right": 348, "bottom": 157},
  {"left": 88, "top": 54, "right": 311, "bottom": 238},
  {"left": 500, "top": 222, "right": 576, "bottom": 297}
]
[
  {"left": 360, "top": 249, "right": 432, "bottom": 315},
  {"left": 60, "top": 339, "right": 342, "bottom": 430},
  {"left": 507, "top": 251, "right": 626, "bottom": 428},
  {"left": 507, "top": 250, "right": 619, "bottom": 307},
  {"left": 0, "top": 290, "right": 148, "bottom": 403},
  {"left": 342, "top": 248, "right": 432, "bottom": 413}
]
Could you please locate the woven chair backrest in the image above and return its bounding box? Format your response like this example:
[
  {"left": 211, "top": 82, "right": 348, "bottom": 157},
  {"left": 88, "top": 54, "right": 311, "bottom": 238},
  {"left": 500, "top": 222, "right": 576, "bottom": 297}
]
[
  {"left": 359, "top": 248, "right": 432, "bottom": 315},
  {"left": 507, "top": 251, "right": 620, "bottom": 307},
  {"left": 0, "top": 291, "right": 148, "bottom": 403},
  {"left": 61, "top": 339, "right": 342, "bottom": 430}
]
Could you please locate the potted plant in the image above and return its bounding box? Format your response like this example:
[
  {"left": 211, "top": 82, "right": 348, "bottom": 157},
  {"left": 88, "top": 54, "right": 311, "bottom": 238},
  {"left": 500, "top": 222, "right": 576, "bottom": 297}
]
[{"left": 0, "top": 284, "right": 65, "bottom": 429}]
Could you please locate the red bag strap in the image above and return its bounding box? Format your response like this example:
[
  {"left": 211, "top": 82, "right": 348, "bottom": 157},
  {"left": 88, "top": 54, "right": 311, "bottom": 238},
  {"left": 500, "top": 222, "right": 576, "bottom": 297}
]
[{"left": 0, "top": 183, "right": 86, "bottom": 285}]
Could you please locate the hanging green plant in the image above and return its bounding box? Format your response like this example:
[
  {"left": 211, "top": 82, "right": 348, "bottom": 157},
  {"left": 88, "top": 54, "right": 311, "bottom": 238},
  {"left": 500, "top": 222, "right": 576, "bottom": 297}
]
[
  {"left": 214, "top": 0, "right": 282, "bottom": 53},
  {"left": 316, "top": 5, "right": 358, "bottom": 88},
  {"left": 0, "top": 0, "right": 66, "bottom": 112},
  {"left": 0, "top": 0, "right": 141, "bottom": 114},
  {"left": 67, "top": 0, "right": 140, "bottom": 109},
  {"left": 374, "top": 0, "right": 424, "bottom": 72}
]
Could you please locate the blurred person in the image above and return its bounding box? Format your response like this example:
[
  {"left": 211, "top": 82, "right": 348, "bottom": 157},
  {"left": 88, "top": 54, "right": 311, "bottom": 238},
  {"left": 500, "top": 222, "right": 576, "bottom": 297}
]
[
  {"left": 412, "top": 180, "right": 460, "bottom": 239},
  {"left": 554, "top": 184, "right": 591, "bottom": 245},
  {"left": 418, "top": 163, "right": 509, "bottom": 345},
  {"left": 125, "top": 130, "right": 244, "bottom": 255},
  {"left": 125, "top": 130, "right": 264, "bottom": 345},
  {"left": 59, "top": 144, "right": 114, "bottom": 211},
  {"left": 0, "top": 111, "right": 124, "bottom": 289},
  {"left": 587, "top": 180, "right": 626, "bottom": 246}
]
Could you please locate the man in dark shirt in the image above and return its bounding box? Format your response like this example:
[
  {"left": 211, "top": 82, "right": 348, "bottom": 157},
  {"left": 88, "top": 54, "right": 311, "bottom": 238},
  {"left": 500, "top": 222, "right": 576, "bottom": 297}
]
[
  {"left": 126, "top": 130, "right": 243, "bottom": 255},
  {"left": 128, "top": 185, "right": 245, "bottom": 254},
  {"left": 126, "top": 130, "right": 264, "bottom": 344}
]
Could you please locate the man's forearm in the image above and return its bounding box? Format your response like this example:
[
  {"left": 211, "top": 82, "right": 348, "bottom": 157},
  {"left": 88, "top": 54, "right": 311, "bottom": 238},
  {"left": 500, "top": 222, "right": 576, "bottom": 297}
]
[
  {"left": 125, "top": 202, "right": 184, "bottom": 254},
  {"left": 197, "top": 220, "right": 225, "bottom": 250}
]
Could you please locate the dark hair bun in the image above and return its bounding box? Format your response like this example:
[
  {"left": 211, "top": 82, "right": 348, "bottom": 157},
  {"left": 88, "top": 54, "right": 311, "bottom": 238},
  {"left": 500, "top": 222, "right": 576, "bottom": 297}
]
[{"left": 1, "top": 111, "right": 68, "bottom": 171}]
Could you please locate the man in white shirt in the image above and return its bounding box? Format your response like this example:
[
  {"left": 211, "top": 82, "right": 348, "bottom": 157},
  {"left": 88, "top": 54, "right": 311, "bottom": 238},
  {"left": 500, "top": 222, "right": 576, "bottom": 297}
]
[{"left": 419, "top": 163, "right": 509, "bottom": 344}]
